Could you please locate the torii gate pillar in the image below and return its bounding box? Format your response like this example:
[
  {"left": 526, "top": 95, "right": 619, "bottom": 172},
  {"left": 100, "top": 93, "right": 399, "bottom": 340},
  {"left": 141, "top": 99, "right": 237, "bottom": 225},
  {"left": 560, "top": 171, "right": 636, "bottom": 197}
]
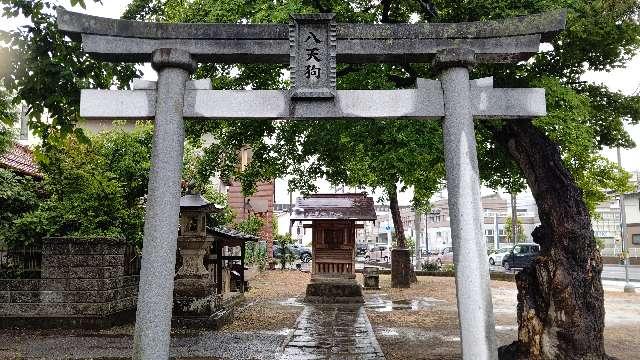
[
  {"left": 436, "top": 48, "right": 497, "bottom": 359},
  {"left": 133, "top": 48, "right": 196, "bottom": 359}
]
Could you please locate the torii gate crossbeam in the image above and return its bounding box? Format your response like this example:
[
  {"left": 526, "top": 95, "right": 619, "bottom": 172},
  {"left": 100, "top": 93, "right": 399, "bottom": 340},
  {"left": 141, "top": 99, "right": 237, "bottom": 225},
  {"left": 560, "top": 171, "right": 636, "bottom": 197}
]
[{"left": 57, "top": 9, "right": 566, "bottom": 360}]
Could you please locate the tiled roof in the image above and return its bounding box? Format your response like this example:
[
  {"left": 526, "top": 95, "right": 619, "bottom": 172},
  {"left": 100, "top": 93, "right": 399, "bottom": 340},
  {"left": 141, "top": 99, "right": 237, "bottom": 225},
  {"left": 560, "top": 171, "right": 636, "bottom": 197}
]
[
  {"left": 290, "top": 193, "right": 377, "bottom": 221},
  {"left": 207, "top": 226, "right": 262, "bottom": 242},
  {"left": 0, "top": 143, "right": 41, "bottom": 178}
]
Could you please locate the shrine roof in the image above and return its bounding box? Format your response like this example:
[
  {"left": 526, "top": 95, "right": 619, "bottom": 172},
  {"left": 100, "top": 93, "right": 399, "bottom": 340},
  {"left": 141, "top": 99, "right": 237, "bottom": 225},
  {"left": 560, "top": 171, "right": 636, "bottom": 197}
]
[
  {"left": 0, "top": 143, "right": 42, "bottom": 178},
  {"left": 290, "top": 193, "right": 377, "bottom": 221},
  {"left": 207, "top": 226, "right": 261, "bottom": 243}
]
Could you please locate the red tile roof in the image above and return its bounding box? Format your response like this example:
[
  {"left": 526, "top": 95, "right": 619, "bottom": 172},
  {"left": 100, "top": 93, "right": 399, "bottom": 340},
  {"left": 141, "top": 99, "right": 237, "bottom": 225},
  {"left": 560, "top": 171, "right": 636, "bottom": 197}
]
[{"left": 0, "top": 143, "right": 42, "bottom": 178}]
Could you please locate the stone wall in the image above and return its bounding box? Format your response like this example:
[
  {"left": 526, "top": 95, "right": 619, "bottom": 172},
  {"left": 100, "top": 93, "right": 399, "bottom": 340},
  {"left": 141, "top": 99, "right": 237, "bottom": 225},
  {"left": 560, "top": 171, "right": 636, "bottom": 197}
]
[{"left": 0, "top": 237, "right": 139, "bottom": 329}]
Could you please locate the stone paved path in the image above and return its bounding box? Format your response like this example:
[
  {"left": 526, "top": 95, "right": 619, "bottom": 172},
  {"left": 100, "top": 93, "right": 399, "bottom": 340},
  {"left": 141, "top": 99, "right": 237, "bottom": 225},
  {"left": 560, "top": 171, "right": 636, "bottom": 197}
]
[{"left": 281, "top": 304, "right": 385, "bottom": 360}]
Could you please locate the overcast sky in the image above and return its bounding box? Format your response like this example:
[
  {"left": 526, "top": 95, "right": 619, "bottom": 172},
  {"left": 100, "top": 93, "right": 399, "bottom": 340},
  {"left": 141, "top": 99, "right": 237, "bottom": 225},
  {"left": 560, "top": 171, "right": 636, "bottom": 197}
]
[{"left": 2, "top": 1, "right": 639, "bottom": 204}]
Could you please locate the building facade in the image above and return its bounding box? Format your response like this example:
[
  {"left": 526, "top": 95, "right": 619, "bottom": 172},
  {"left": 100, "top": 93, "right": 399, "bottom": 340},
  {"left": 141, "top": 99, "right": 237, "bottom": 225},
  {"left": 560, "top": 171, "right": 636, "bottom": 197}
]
[
  {"left": 425, "top": 193, "right": 541, "bottom": 252},
  {"left": 623, "top": 192, "right": 640, "bottom": 258}
]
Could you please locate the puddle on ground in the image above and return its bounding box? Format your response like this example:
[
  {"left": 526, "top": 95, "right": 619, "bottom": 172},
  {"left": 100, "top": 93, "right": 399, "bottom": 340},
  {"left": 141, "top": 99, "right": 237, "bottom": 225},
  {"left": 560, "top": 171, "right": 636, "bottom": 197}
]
[
  {"left": 366, "top": 295, "right": 447, "bottom": 312},
  {"left": 495, "top": 325, "right": 517, "bottom": 332},
  {"left": 377, "top": 327, "right": 459, "bottom": 342},
  {"left": 256, "top": 328, "right": 293, "bottom": 336},
  {"left": 276, "top": 297, "right": 306, "bottom": 307}
]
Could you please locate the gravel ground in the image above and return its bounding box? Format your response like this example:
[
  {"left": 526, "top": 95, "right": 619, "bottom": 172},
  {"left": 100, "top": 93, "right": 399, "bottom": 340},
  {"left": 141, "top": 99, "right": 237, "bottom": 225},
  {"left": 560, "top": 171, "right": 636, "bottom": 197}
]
[
  {"left": 0, "top": 270, "right": 310, "bottom": 360},
  {"left": 0, "top": 271, "right": 637, "bottom": 359},
  {"left": 363, "top": 274, "right": 640, "bottom": 360},
  {"left": 223, "top": 270, "right": 309, "bottom": 332}
]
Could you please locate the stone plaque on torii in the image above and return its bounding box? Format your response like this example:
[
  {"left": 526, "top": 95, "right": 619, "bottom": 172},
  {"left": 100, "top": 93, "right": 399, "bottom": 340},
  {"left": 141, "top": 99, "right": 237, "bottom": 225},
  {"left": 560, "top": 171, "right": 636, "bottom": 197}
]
[{"left": 57, "top": 9, "right": 565, "bottom": 360}]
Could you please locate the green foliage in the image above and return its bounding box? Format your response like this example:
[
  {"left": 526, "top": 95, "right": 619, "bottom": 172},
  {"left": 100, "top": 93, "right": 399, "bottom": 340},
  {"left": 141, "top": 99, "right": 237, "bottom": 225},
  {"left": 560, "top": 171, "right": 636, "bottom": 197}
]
[
  {"left": 202, "top": 185, "right": 235, "bottom": 226},
  {"left": 504, "top": 217, "right": 527, "bottom": 243},
  {"left": 0, "top": 168, "right": 42, "bottom": 246},
  {"left": 396, "top": 236, "right": 416, "bottom": 256},
  {"left": 0, "top": 89, "right": 17, "bottom": 155},
  {"left": 274, "top": 232, "right": 296, "bottom": 270},
  {"left": 1, "top": 0, "right": 138, "bottom": 145},
  {"left": 244, "top": 241, "right": 267, "bottom": 270},
  {"left": 440, "top": 263, "right": 455, "bottom": 273},
  {"left": 0, "top": 0, "right": 636, "bottom": 250},
  {"left": 421, "top": 261, "right": 440, "bottom": 272},
  {"left": 595, "top": 237, "right": 606, "bottom": 250},
  {"left": 234, "top": 215, "right": 264, "bottom": 236},
  {"left": 7, "top": 124, "right": 153, "bottom": 247},
  {"left": 0, "top": 124, "right": 15, "bottom": 156},
  {"left": 119, "top": 0, "right": 640, "bottom": 219}
]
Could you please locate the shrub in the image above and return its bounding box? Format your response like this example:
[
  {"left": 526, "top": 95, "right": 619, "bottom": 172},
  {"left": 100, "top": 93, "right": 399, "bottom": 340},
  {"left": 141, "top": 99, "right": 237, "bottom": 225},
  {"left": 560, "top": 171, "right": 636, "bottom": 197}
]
[
  {"left": 6, "top": 123, "right": 153, "bottom": 248},
  {"left": 0, "top": 168, "right": 44, "bottom": 249},
  {"left": 421, "top": 261, "right": 440, "bottom": 272}
]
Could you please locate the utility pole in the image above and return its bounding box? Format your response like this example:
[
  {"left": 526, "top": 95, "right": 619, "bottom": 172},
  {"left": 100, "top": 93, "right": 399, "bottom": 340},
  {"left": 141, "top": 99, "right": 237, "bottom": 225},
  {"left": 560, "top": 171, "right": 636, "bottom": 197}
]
[
  {"left": 510, "top": 192, "right": 518, "bottom": 244},
  {"left": 493, "top": 213, "right": 499, "bottom": 250},
  {"left": 617, "top": 147, "right": 635, "bottom": 293},
  {"left": 288, "top": 183, "right": 294, "bottom": 237}
]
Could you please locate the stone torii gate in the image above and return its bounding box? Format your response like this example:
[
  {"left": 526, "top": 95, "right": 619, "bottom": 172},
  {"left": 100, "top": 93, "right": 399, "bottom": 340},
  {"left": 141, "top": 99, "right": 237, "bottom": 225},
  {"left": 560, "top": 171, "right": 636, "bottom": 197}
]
[{"left": 57, "top": 8, "right": 565, "bottom": 360}]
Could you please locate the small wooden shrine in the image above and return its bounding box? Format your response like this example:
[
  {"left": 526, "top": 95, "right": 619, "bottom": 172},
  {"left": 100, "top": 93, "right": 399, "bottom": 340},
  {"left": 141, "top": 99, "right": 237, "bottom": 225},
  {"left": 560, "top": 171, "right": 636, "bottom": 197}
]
[
  {"left": 290, "top": 193, "right": 376, "bottom": 303},
  {"left": 207, "top": 227, "right": 261, "bottom": 294}
]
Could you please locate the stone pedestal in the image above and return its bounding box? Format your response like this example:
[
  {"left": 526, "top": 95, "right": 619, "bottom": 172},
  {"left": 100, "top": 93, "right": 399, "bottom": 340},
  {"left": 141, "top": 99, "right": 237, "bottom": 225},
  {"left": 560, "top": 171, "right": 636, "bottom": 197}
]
[
  {"left": 363, "top": 266, "right": 380, "bottom": 290},
  {"left": 173, "top": 237, "right": 216, "bottom": 326},
  {"left": 391, "top": 248, "right": 411, "bottom": 288},
  {"left": 304, "top": 278, "right": 364, "bottom": 304}
]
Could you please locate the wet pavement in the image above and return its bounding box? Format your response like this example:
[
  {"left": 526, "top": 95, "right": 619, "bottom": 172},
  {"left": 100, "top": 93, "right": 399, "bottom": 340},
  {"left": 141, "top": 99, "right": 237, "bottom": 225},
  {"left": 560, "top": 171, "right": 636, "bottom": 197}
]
[
  {"left": 281, "top": 304, "right": 385, "bottom": 360},
  {"left": 0, "top": 328, "right": 288, "bottom": 359}
]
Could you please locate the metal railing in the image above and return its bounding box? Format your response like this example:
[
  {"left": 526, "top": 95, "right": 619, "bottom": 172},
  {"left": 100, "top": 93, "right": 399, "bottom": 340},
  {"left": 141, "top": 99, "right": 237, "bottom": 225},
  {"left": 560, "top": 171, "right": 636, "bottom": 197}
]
[
  {"left": 0, "top": 245, "right": 42, "bottom": 278},
  {"left": 600, "top": 247, "right": 640, "bottom": 258}
]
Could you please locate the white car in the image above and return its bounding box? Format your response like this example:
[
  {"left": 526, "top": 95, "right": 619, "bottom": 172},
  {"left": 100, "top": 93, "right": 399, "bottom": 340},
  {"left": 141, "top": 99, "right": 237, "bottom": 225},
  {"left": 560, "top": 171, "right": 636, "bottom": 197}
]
[{"left": 488, "top": 248, "right": 510, "bottom": 266}]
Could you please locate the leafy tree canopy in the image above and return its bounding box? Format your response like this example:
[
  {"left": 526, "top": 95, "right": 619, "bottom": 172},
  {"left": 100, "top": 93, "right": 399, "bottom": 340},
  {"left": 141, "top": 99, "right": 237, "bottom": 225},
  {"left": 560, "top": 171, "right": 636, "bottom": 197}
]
[
  {"left": 121, "top": 0, "right": 640, "bottom": 213},
  {"left": 0, "top": 0, "right": 138, "bottom": 147},
  {"left": 1, "top": 0, "right": 638, "bottom": 214},
  {"left": 2, "top": 123, "right": 153, "bottom": 248}
]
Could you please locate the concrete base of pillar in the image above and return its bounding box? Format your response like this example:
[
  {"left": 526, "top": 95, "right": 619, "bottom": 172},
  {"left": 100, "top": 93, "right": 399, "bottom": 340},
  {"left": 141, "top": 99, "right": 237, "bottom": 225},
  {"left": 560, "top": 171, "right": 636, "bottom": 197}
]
[
  {"left": 304, "top": 278, "right": 364, "bottom": 303},
  {"left": 391, "top": 248, "right": 411, "bottom": 288}
]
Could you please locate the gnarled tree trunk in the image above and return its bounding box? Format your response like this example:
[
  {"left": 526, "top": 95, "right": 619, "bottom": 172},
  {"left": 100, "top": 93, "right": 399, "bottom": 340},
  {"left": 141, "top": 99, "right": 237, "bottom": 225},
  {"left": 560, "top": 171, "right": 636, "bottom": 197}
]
[{"left": 494, "top": 120, "right": 609, "bottom": 360}]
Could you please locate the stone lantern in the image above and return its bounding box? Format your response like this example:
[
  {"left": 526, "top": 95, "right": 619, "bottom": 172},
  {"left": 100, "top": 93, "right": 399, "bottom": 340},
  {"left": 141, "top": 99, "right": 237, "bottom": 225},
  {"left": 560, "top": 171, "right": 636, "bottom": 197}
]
[{"left": 174, "top": 192, "right": 220, "bottom": 324}]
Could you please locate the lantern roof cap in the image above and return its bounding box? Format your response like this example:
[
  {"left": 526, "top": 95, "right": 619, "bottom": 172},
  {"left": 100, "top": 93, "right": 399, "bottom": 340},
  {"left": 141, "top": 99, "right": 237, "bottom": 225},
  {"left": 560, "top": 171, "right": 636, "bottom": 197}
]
[{"left": 180, "top": 193, "right": 223, "bottom": 212}]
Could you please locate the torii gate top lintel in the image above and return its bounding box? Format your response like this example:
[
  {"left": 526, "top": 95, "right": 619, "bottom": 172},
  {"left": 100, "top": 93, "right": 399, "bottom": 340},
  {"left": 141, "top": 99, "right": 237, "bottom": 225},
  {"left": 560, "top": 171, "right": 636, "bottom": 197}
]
[{"left": 57, "top": 7, "right": 566, "bottom": 64}]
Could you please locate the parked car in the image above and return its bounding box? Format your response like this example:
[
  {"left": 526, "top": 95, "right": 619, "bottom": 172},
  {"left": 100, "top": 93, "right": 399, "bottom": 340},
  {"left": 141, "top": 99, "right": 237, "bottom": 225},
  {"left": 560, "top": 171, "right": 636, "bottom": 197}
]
[
  {"left": 356, "top": 243, "right": 369, "bottom": 256},
  {"left": 272, "top": 244, "right": 312, "bottom": 263},
  {"left": 488, "top": 248, "right": 510, "bottom": 266},
  {"left": 502, "top": 243, "right": 540, "bottom": 271},
  {"left": 366, "top": 245, "right": 391, "bottom": 263}
]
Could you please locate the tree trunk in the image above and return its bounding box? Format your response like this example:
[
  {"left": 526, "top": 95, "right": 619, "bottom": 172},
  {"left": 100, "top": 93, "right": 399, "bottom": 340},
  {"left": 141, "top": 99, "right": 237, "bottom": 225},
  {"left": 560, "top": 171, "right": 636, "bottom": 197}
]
[
  {"left": 388, "top": 184, "right": 414, "bottom": 287},
  {"left": 388, "top": 186, "right": 406, "bottom": 248},
  {"left": 494, "top": 120, "right": 609, "bottom": 360}
]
